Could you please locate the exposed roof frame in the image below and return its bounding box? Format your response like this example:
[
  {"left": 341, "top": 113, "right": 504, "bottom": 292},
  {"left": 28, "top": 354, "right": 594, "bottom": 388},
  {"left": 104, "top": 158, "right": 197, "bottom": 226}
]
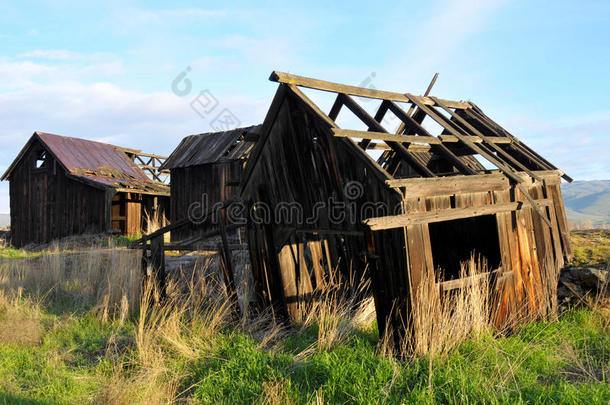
[
  {"left": 265, "top": 71, "right": 573, "bottom": 227},
  {"left": 268, "top": 70, "right": 570, "bottom": 184}
]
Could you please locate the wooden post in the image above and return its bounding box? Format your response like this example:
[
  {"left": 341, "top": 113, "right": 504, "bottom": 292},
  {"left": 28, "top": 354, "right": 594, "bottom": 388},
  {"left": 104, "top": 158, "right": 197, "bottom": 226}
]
[
  {"left": 219, "top": 210, "right": 241, "bottom": 317},
  {"left": 150, "top": 235, "right": 167, "bottom": 300}
]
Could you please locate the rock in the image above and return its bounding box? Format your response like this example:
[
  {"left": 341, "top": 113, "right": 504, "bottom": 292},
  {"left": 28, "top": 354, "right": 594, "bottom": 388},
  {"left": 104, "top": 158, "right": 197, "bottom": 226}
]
[
  {"left": 562, "top": 267, "right": 607, "bottom": 289},
  {"left": 558, "top": 266, "right": 609, "bottom": 305}
]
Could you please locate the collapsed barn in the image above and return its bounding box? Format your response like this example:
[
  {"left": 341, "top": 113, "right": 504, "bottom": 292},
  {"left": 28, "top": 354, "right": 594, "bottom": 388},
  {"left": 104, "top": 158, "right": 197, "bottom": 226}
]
[
  {"left": 161, "top": 125, "right": 260, "bottom": 242},
  {"left": 137, "top": 71, "right": 573, "bottom": 347},
  {"left": 2, "top": 132, "right": 170, "bottom": 247}
]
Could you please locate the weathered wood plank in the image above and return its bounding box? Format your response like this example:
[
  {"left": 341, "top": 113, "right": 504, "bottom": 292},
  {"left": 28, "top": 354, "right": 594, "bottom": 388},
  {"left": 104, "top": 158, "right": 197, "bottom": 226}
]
[
  {"left": 269, "top": 71, "right": 470, "bottom": 109},
  {"left": 365, "top": 199, "right": 552, "bottom": 230},
  {"left": 333, "top": 129, "right": 442, "bottom": 144},
  {"left": 439, "top": 268, "right": 501, "bottom": 291},
  {"left": 547, "top": 183, "right": 573, "bottom": 260},
  {"left": 515, "top": 207, "right": 538, "bottom": 316},
  {"left": 387, "top": 172, "right": 510, "bottom": 197}
]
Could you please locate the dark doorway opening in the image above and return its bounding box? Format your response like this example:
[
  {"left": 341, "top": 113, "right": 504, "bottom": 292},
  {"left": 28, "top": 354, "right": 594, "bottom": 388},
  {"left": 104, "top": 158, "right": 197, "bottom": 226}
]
[{"left": 428, "top": 214, "right": 502, "bottom": 280}]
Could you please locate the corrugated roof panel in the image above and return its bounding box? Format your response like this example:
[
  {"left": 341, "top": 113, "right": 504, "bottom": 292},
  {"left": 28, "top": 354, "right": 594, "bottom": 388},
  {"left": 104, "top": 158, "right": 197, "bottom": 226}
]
[
  {"left": 37, "top": 132, "right": 149, "bottom": 181},
  {"left": 162, "top": 125, "right": 261, "bottom": 169}
]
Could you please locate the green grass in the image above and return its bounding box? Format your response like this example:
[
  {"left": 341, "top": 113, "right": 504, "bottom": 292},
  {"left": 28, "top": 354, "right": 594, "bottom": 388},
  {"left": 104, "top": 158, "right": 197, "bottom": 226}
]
[
  {"left": 0, "top": 300, "right": 607, "bottom": 404},
  {"left": 0, "top": 234, "right": 140, "bottom": 259},
  {"left": 113, "top": 234, "right": 142, "bottom": 247},
  {"left": 0, "top": 247, "right": 41, "bottom": 260}
]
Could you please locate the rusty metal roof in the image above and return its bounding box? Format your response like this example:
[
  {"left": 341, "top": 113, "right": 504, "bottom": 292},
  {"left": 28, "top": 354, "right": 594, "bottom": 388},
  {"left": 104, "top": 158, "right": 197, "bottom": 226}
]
[
  {"left": 162, "top": 125, "right": 261, "bottom": 170},
  {"left": 37, "top": 132, "right": 150, "bottom": 180},
  {"left": 2, "top": 132, "right": 169, "bottom": 195}
]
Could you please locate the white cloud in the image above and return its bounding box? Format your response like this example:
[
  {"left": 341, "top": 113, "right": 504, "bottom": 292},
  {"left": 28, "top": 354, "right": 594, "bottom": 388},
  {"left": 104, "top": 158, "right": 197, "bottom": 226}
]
[
  {"left": 18, "top": 49, "right": 80, "bottom": 60},
  {"left": 0, "top": 50, "right": 125, "bottom": 87},
  {"left": 411, "top": 0, "right": 508, "bottom": 67}
]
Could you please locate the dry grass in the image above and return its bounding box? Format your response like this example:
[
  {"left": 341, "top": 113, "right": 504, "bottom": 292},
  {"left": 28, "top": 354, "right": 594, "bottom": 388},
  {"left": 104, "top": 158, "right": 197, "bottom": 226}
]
[
  {"left": 0, "top": 289, "right": 42, "bottom": 346},
  {"left": 260, "top": 375, "right": 292, "bottom": 405},
  {"left": 293, "top": 274, "right": 376, "bottom": 356},
  {"left": 95, "top": 260, "right": 240, "bottom": 404},
  {"left": 377, "top": 256, "right": 494, "bottom": 360},
  {"left": 0, "top": 243, "right": 141, "bottom": 317}
]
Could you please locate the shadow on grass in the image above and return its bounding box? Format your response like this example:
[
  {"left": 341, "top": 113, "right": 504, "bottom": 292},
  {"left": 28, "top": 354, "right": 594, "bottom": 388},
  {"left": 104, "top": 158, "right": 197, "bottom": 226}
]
[{"left": 0, "top": 392, "right": 54, "bottom": 405}]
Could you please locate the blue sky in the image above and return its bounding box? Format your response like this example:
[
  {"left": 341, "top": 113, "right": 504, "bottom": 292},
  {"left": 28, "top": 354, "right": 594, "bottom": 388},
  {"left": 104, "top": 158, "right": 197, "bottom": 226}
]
[{"left": 0, "top": 0, "right": 609, "bottom": 213}]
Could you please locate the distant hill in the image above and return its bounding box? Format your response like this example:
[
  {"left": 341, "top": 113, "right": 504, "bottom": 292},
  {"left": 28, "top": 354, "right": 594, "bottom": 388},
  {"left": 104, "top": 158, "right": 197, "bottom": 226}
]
[
  {"left": 0, "top": 214, "right": 8, "bottom": 228},
  {"left": 561, "top": 180, "right": 610, "bottom": 228}
]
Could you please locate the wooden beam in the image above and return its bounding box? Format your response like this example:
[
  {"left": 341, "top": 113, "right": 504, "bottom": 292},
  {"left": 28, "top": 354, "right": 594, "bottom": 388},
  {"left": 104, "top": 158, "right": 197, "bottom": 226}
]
[
  {"left": 135, "top": 152, "right": 168, "bottom": 160},
  {"left": 115, "top": 188, "right": 169, "bottom": 197},
  {"left": 516, "top": 182, "right": 552, "bottom": 227},
  {"left": 367, "top": 142, "right": 391, "bottom": 150},
  {"left": 332, "top": 129, "right": 442, "bottom": 144},
  {"left": 383, "top": 73, "right": 439, "bottom": 175},
  {"left": 328, "top": 94, "right": 344, "bottom": 121},
  {"left": 386, "top": 172, "right": 510, "bottom": 197},
  {"left": 439, "top": 268, "right": 502, "bottom": 292},
  {"left": 219, "top": 214, "right": 241, "bottom": 316},
  {"left": 132, "top": 198, "right": 239, "bottom": 246},
  {"left": 365, "top": 198, "right": 553, "bottom": 230},
  {"left": 154, "top": 223, "right": 242, "bottom": 251},
  {"left": 269, "top": 71, "right": 470, "bottom": 109},
  {"left": 437, "top": 135, "right": 511, "bottom": 144}
]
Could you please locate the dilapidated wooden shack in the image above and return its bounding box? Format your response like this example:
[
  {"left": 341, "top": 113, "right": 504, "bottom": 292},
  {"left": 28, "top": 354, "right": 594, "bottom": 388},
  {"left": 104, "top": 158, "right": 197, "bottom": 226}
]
[
  {"left": 238, "top": 72, "right": 573, "bottom": 342},
  {"left": 161, "top": 126, "right": 260, "bottom": 242},
  {"left": 2, "top": 132, "right": 170, "bottom": 247},
  {"left": 135, "top": 71, "right": 573, "bottom": 348}
]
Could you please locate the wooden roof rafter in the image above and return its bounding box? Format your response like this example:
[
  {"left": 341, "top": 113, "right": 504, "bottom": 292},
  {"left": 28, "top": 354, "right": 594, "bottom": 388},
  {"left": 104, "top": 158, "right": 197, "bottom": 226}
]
[
  {"left": 268, "top": 70, "right": 570, "bottom": 182},
  {"left": 133, "top": 153, "right": 170, "bottom": 184},
  {"left": 270, "top": 72, "right": 486, "bottom": 179}
]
